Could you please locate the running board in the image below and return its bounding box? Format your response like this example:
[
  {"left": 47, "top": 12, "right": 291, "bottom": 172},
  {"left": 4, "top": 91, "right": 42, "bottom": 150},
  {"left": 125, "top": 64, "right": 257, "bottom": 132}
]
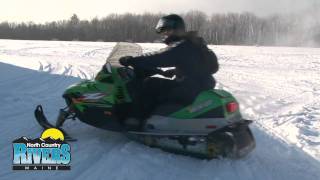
[{"left": 127, "top": 131, "right": 208, "bottom": 136}]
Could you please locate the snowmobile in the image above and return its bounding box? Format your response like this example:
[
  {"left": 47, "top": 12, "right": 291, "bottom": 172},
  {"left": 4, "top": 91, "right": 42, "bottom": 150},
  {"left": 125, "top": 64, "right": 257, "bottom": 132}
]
[{"left": 34, "top": 42, "right": 255, "bottom": 159}]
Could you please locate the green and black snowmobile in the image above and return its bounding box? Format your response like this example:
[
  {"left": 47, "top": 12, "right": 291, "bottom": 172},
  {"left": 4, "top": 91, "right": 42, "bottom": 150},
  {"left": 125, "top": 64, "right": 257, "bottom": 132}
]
[{"left": 34, "top": 42, "right": 255, "bottom": 159}]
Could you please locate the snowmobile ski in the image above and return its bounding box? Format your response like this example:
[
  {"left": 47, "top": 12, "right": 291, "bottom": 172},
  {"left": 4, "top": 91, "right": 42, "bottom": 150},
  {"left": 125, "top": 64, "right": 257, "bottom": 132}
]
[{"left": 34, "top": 105, "right": 77, "bottom": 141}]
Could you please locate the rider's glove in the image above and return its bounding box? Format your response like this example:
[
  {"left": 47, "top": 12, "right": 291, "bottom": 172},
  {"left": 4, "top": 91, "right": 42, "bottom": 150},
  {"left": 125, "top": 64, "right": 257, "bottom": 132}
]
[{"left": 119, "top": 56, "right": 133, "bottom": 66}]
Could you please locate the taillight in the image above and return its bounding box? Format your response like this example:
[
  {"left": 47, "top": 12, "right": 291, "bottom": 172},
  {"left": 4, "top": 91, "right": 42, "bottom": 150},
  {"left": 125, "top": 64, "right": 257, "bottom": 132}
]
[
  {"left": 206, "top": 125, "right": 217, "bottom": 129},
  {"left": 226, "top": 102, "right": 238, "bottom": 113}
]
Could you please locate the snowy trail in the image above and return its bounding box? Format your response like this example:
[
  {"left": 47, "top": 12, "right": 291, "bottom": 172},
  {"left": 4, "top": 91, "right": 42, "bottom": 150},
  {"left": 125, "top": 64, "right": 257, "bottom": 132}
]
[
  {"left": 0, "top": 40, "right": 319, "bottom": 180},
  {"left": 211, "top": 45, "right": 320, "bottom": 161}
]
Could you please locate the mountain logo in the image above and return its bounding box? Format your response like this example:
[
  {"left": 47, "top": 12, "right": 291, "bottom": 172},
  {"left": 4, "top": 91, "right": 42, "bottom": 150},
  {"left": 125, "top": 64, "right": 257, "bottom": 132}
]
[
  {"left": 12, "top": 128, "right": 71, "bottom": 170},
  {"left": 41, "top": 128, "right": 65, "bottom": 141}
]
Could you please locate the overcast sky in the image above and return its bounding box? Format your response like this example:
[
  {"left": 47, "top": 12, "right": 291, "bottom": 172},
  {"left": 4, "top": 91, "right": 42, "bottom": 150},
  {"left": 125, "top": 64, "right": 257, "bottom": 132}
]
[{"left": 0, "top": 0, "right": 317, "bottom": 23}]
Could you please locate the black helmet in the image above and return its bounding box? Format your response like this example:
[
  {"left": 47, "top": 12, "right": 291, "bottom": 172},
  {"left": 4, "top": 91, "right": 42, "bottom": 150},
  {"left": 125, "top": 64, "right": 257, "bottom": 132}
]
[{"left": 155, "top": 14, "right": 186, "bottom": 34}]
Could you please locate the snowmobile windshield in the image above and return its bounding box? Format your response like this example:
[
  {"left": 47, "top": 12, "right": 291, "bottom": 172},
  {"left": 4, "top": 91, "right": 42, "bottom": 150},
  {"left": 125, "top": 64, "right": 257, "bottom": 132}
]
[{"left": 104, "top": 62, "right": 112, "bottom": 73}]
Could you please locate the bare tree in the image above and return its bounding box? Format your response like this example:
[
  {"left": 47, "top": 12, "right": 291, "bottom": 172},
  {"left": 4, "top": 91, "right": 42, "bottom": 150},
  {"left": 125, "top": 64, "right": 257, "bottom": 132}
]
[{"left": 0, "top": 11, "right": 318, "bottom": 47}]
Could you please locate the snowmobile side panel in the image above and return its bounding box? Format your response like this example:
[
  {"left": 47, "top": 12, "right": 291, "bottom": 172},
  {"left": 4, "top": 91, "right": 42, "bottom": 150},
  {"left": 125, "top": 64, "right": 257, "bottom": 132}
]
[
  {"left": 145, "top": 113, "right": 243, "bottom": 134},
  {"left": 170, "top": 89, "right": 240, "bottom": 119},
  {"left": 74, "top": 105, "right": 124, "bottom": 131}
]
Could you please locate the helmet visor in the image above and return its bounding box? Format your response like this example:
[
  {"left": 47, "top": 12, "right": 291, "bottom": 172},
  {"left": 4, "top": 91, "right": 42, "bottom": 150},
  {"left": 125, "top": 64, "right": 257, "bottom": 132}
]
[{"left": 155, "top": 18, "right": 174, "bottom": 34}]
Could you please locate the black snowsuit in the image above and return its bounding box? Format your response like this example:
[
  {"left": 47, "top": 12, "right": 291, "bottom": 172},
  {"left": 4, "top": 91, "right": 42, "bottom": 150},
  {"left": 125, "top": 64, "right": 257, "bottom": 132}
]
[{"left": 127, "top": 31, "right": 219, "bottom": 119}]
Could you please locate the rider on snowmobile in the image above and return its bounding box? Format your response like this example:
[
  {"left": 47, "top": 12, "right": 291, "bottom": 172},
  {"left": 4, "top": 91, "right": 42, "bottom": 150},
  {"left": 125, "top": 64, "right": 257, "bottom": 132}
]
[{"left": 119, "top": 14, "right": 219, "bottom": 128}]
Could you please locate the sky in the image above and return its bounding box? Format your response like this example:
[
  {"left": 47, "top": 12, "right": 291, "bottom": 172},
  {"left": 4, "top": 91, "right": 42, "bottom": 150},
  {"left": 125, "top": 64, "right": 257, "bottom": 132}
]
[{"left": 0, "top": 0, "right": 317, "bottom": 23}]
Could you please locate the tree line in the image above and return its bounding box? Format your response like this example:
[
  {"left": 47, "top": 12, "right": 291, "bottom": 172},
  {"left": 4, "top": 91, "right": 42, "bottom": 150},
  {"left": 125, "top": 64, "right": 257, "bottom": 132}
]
[{"left": 0, "top": 10, "right": 319, "bottom": 47}]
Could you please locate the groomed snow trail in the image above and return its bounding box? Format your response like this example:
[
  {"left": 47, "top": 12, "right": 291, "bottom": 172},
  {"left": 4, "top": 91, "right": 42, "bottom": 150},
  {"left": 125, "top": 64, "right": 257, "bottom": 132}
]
[{"left": 0, "top": 40, "right": 319, "bottom": 180}]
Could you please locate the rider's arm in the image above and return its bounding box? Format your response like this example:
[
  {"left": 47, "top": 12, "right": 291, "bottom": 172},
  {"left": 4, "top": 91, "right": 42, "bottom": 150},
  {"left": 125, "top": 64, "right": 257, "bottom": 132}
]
[
  {"left": 127, "top": 40, "right": 191, "bottom": 68},
  {"left": 143, "top": 68, "right": 164, "bottom": 76}
]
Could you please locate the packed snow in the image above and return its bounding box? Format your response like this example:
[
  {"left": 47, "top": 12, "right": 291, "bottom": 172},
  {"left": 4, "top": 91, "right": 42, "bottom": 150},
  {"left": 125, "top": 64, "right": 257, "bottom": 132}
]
[{"left": 0, "top": 39, "right": 319, "bottom": 180}]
